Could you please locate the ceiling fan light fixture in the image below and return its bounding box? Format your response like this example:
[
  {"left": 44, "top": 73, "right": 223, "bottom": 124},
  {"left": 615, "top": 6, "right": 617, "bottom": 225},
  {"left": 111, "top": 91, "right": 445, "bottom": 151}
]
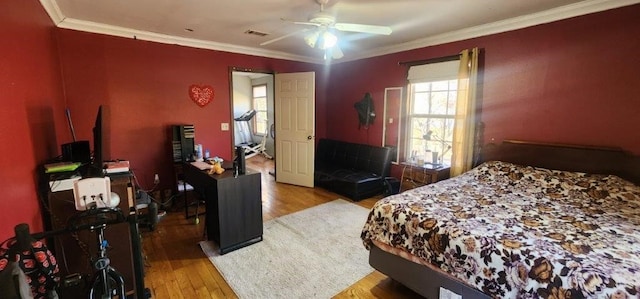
[
  {"left": 304, "top": 31, "right": 319, "bottom": 48},
  {"left": 324, "top": 44, "right": 343, "bottom": 61},
  {"left": 304, "top": 30, "right": 337, "bottom": 50},
  {"left": 320, "top": 31, "right": 337, "bottom": 49}
]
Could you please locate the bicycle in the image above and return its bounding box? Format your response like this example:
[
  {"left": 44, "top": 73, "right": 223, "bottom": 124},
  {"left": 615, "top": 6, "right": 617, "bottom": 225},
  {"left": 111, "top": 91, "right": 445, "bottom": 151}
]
[{"left": 67, "top": 206, "right": 126, "bottom": 299}]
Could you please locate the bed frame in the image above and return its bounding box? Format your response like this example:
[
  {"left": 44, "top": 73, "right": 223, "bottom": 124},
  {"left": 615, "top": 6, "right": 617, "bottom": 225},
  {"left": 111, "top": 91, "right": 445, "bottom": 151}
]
[
  {"left": 369, "top": 140, "right": 640, "bottom": 298},
  {"left": 481, "top": 140, "right": 640, "bottom": 184}
]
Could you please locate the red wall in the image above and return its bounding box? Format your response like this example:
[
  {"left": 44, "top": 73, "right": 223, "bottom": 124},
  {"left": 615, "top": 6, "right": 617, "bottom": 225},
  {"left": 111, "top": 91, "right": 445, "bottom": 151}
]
[
  {"left": 2, "top": 2, "right": 639, "bottom": 240},
  {"left": 0, "top": 0, "right": 66, "bottom": 239},
  {"left": 56, "top": 30, "right": 327, "bottom": 191},
  {"left": 326, "top": 4, "right": 640, "bottom": 179}
]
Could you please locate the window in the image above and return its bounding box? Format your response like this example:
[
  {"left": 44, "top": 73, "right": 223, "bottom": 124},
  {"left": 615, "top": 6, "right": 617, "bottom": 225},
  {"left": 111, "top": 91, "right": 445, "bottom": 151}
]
[
  {"left": 252, "top": 84, "right": 268, "bottom": 136},
  {"left": 405, "top": 60, "right": 460, "bottom": 166}
]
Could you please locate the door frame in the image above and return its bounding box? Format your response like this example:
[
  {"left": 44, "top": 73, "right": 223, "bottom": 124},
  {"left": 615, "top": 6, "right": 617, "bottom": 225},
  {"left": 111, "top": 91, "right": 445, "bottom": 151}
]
[{"left": 228, "top": 66, "right": 275, "bottom": 161}]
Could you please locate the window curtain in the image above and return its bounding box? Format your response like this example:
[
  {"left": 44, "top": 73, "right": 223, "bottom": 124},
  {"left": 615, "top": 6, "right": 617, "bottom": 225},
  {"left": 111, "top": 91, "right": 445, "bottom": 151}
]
[{"left": 450, "top": 48, "right": 479, "bottom": 177}]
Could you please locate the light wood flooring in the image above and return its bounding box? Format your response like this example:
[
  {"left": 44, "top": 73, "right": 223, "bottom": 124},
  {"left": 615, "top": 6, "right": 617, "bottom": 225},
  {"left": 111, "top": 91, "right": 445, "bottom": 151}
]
[{"left": 142, "top": 155, "right": 423, "bottom": 298}]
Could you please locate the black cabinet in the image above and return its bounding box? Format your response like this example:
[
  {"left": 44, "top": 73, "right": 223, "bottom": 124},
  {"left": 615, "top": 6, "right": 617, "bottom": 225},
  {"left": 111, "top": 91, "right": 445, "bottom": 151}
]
[
  {"left": 171, "top": 124, "right": 195, "bottom": 162},
  {"left": 182, "top": 163, "right": 263, "bottom": 254}
]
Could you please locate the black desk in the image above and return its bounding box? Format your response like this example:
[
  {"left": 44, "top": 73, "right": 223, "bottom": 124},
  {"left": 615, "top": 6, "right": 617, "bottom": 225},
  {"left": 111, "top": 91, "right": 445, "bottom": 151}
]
[{"left": 182, "top": 163, "right": 263, "bottom": 254}]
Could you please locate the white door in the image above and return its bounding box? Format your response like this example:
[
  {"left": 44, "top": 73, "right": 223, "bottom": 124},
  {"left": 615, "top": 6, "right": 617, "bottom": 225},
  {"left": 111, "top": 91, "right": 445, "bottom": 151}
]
[{"left": 275, "top": 72, "right": 315, "bottom": 187}]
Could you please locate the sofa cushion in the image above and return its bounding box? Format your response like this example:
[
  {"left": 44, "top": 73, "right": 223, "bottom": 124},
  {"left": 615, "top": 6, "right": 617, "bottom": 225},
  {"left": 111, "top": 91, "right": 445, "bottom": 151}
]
[
  {"left": 315, "top": 139, "right": 391, "bottom": 177},
  {"left": 315, "top": 167, "right": 380, "bottom": 184},
  {"left": 314, "top": 139, "right": 392, "bottom": 201}
]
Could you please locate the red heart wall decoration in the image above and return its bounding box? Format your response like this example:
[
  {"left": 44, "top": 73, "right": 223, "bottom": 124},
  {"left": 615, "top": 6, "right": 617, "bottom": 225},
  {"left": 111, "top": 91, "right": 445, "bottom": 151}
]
[{"left": 188, "top": 84, "right": 214, "bottom": 107}]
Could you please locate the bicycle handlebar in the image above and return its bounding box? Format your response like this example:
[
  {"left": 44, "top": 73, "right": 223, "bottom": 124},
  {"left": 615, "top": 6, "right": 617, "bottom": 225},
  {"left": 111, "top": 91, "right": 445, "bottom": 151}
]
[{"left": 67, "top": 207, "right": 126, "bottom": 231}]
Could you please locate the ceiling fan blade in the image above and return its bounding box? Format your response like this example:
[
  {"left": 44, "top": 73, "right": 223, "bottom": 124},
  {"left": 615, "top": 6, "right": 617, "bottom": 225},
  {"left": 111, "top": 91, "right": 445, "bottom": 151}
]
[
  {"left": 292, "top": 21, "right": 322, "bottom": 27},
  {"left": 280, "top": 17, "right": 322, "bottom": 28},
  {"left": 260, "top": 28, "right": 310, "bottom": 46},
  {"left": 333, "top": 23, "right": 392, "bottom": 35}
]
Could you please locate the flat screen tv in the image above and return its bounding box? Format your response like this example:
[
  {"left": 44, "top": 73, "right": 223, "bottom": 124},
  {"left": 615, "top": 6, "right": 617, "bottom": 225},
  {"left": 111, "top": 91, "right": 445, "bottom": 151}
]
[{"left": 90, "top": 105, "right": 110, "bottom": 177}]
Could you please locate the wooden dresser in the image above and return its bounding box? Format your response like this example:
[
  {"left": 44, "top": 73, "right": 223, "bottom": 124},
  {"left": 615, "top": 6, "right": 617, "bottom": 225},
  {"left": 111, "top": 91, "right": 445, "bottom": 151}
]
[{"left": 400, "top": 162, "right": 450, "bottom": 192}]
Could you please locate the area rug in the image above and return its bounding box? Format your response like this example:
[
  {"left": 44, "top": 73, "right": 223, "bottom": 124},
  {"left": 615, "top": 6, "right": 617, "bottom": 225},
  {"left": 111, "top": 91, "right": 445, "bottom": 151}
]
[{"left": 199, "top": 199, "right": 374, "bottom": 298}]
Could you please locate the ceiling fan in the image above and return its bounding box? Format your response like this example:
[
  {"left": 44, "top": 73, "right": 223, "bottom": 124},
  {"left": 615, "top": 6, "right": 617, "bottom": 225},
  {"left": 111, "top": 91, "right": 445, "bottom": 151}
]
[{"left": 260, "top": 0, "right": 392, "bottom": 59}]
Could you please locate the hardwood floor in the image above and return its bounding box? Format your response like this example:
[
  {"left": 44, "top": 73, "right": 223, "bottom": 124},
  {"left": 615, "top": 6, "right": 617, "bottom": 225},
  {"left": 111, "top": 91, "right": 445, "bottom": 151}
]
[{"left": 142, "top": 156, "right": 423, "bottom": 298}]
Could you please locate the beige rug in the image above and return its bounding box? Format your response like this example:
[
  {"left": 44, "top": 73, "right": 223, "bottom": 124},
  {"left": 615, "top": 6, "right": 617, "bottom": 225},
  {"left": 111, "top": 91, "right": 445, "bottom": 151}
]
[{"left": 199, "top": 199, "right": 374, "bottom": 298}]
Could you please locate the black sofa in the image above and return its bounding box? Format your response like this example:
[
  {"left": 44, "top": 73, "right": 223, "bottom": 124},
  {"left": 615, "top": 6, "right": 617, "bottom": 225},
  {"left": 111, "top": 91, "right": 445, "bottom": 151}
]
[{"left": 314, "top": 139, "right": 393, "bottom": 201}]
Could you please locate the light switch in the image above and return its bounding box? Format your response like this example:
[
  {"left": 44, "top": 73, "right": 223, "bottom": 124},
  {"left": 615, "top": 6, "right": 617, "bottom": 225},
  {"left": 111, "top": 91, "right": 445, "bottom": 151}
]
[
  {"left": 388, "top": 118, "right": 394, "bottom": 124},
  {"left": 221, "top": 123, "right": 229, "bottom": 131}
]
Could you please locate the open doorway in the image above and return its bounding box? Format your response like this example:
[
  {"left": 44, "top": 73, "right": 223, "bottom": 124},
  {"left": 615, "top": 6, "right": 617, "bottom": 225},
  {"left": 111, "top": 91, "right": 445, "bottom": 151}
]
[
  {"left": 231, "top": 69, "right": 316, "bottom": 187},
  {"left": 230, "top": 69, "right": 275, "bottom": 168}
]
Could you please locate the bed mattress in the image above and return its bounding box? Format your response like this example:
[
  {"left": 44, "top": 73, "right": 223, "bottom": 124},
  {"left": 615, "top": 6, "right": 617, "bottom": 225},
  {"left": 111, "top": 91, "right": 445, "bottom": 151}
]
[{"left": 361, "top": 161, "right": 640, "bottom": 298}]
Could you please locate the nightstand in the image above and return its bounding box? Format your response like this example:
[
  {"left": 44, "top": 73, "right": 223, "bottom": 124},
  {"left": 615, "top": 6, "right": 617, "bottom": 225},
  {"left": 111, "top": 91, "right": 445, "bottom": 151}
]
[{"left": 400, "top": 162, "right": 450, "bottom": 192}]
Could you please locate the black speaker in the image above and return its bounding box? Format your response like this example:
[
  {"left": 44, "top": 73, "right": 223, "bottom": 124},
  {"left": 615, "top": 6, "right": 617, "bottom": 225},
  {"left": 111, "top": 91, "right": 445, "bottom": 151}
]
[
  {"left": 61, "top": 141, "right": 91, "bottom": 163},
  {"left": 235, "top": 146, "right": 246, "bottom": 175}
]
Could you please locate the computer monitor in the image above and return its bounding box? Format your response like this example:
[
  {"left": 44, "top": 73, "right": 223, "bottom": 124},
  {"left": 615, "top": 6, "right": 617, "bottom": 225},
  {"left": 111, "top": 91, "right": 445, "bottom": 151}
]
[
  {"left": 234, "top": 146, "right": 246, "bottom": 175},
  {"left": 88, "top": 105, "right": 110, "bottom": 177},
  {"left": 93, "top": 106, "right": 103, "bottom": 169}
]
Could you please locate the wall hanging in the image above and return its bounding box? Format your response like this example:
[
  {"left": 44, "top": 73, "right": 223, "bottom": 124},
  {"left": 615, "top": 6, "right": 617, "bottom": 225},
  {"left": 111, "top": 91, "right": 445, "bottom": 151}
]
[
  {"left": 354, "top": 92, "right": 376, "bottom": 129},
  {"left": 189, "top": 84, "right": 214, "bottom": 107}
]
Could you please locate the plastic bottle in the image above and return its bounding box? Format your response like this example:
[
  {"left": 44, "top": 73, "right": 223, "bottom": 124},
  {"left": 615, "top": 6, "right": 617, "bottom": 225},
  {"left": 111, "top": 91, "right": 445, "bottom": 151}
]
[{"left": 195, "top": 144, "right": 203, "bottom": 160}]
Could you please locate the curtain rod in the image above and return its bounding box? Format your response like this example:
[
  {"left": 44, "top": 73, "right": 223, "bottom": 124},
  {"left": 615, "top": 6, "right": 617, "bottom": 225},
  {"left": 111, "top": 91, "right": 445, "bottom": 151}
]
[{"left": 398, "top": 53, "right": 461, "bottom": 67}]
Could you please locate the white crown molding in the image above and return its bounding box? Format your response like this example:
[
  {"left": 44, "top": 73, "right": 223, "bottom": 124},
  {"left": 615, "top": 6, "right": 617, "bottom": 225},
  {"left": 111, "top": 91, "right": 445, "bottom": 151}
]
[
  {"left": 39, "top": 0, "right": 65, "bottom": 25},
  {"left": 42, "top": 0, "right": 639, "bottom": 65},
  {"left": 56, "top": 18, "right": 322, "bottom": 64},
  {"left": 342, "top": 0, "right": 640, "bottom": 63}
]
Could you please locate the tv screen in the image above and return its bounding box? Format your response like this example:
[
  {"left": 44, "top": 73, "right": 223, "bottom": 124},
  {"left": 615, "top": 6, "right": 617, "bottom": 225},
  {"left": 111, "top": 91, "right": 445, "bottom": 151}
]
[{"left": 91, "top": 105, "right": 110, "bottom": 176}]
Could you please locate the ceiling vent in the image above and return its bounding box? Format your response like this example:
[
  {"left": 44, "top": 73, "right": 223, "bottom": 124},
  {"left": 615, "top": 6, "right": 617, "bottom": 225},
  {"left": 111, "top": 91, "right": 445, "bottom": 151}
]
[{"left": 244, "top": 30, "right": 268, "bottom": 37}]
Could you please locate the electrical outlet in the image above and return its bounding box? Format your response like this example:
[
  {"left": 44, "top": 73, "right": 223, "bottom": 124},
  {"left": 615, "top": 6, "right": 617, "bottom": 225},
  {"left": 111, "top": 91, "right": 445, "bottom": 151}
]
[
  {"left": 221, "top": 122, "right": 229, "bottom": 131},
  {"left": 154, "top": 174, "right": 159, "bottom": 185}
]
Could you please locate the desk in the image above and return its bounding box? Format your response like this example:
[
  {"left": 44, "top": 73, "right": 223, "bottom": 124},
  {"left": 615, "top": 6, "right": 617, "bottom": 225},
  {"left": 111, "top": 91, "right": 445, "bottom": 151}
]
[
  {"left": 400, "top": 162, "right": 450, "bottom": 192},
  {"left": 182, "top": 163, "right": 263, "bottom": 254}
]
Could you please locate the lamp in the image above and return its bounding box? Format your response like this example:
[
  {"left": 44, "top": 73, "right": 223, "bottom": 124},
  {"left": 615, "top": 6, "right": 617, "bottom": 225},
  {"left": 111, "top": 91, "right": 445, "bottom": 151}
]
[
  {"left": 320, "top": 31, "right": 337, "bottom": 49},
  {"left": 304, "top": 31, "right": 319, "bottom": 48},
  {"left": 305, "top": 29, "right": 343, "bottom": 61},
  {"left": 423, "top": 130, "right": 451, "bottom": 166},
  {"left": 304, "top": 29, "right": 337, "bottom": 50}
]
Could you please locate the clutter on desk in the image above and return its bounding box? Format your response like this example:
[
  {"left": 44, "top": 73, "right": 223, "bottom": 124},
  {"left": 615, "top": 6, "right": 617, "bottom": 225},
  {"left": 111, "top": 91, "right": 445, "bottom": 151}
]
[
  {"left": 104, "top": 160, "right": 130, "bottom": 173},
  {"left": 191, "top": 160, "right": 212, "bottom": 170},
  {"left": 194, "top": 144, "right": 204, "bottom": 161},
  {"left": 44, "top": 161, "right": 81, "bottom": 173},
  {"left": 209, "top": 161, "right": 224, "bottom": 174}
]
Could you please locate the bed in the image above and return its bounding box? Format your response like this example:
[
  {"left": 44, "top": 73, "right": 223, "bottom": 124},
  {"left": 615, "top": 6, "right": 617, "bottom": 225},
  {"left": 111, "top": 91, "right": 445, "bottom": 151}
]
[{"left": 361, "top": 140, "right": 640, "bottom": 298}]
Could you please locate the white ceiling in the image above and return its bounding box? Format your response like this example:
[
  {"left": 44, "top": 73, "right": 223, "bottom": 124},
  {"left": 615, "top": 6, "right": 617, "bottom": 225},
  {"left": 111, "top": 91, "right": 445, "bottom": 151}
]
[{"left": 40, "top": 0, "right": 638, "bottom": 64}]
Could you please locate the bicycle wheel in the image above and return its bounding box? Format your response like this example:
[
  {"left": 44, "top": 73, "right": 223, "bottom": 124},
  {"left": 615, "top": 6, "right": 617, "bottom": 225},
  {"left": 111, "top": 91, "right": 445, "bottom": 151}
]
[{"left": 89, "top": 271, "right": 125, "bottom": 299}]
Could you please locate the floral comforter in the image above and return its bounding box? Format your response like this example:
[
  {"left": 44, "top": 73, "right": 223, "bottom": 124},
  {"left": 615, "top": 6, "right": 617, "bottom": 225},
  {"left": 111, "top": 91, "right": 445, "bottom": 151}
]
[{"left": 361, "top": 161, "right": 640, "bottom": 298}]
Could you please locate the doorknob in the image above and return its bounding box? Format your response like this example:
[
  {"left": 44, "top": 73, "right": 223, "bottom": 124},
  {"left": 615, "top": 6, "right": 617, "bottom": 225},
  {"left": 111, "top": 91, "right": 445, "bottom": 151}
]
[{"left": 307, "top": 136, "right": 312, "bottom": 140}]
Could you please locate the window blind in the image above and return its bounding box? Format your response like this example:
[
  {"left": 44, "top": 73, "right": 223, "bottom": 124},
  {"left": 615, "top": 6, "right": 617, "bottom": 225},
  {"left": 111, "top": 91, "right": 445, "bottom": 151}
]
[{"left": 407, "top": 60, "right": 460, "bottom": 83}]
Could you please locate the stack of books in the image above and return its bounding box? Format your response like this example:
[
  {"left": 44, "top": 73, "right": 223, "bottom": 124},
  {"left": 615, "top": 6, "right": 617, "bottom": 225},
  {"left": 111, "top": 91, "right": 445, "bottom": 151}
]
[
  {"left": 44, "top": 162, "right": 81, "bottom": 173},
  {"left": 104, "top": 160, "right": 130, "bottom": 173}
]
